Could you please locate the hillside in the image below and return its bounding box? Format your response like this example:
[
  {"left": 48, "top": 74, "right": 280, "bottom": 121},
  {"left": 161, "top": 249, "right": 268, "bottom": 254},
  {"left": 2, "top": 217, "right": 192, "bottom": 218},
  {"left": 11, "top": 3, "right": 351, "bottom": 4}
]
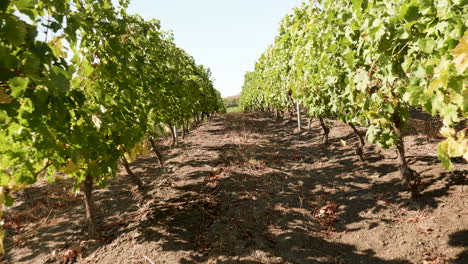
[{"left": 223, "top": 94, "right": 241, "bottom": 108}]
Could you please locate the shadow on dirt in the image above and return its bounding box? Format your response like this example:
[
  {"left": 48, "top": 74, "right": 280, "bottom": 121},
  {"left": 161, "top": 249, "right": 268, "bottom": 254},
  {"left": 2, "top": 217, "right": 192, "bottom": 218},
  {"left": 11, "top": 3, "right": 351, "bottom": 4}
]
[
  {"left": 4, "top": 113, "right": 465, "bottom": 263},
  {"left": 114, "top": 114, "right": 418, "bottom": 263},
  {"left": 449, "top": 230, "right": 468, "bottom": 264},
  {"left": 120, "top": 113, "right": 461, "bottom": 263}
]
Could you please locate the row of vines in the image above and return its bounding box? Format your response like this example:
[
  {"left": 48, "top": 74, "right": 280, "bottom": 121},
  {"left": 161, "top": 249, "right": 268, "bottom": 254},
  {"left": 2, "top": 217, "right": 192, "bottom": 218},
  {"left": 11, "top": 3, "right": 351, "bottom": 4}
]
[
  {"left": 0, "top": 0, "right": 224, "bottom": 252},
  {"left": 240, "top": 0, "right": 467, "bottom": 198}
]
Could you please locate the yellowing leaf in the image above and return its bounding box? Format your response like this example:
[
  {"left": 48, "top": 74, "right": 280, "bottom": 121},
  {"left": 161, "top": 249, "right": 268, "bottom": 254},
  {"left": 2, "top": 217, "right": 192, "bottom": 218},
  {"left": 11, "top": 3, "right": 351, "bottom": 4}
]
[
  {"left": 62, "top": 159, "right": 80, "bottom": 174},
  {"left": 49, "top": 36, "right": 67, "bottom": 58},
  {"left": 451, "top": 36, "right": 468, "bottom": 74},
  {"left": 440, "top": 104, "right": 460, "bottom": 126},
  {"left": 437, "top": 140, "right": 453, "bottom": 170},
  {"left": 0, "top": 87, "right": 12, "bottom": 104},
  {"left": 464, "top": 146, "right": 468, "bottom": 161},
  {"left": 126, "top": 143, "right": 149, "bottom": 163},
  {"left": 429, "top": 59, "right": 450, "bottom": 93},
  {"left": 440, "top": 127, "right": 455, "bottom": 138},
  {"left": 446, "top": 138, "right": 460, "bottom": 156}
]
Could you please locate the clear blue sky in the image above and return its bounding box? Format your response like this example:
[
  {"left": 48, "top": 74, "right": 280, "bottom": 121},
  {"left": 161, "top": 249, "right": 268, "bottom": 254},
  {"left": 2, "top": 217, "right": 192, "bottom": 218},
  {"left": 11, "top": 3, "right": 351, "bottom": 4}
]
[{"left": 127, "top": 0, "right": 303, "bottom": 97}]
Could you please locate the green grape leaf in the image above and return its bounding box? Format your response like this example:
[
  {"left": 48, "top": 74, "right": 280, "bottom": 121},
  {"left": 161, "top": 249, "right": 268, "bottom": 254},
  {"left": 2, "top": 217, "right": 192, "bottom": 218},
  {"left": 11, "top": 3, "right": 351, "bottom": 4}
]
[
  {"left": 419, "top": 38, "right": 436, "bottom": 54},
  {"left": 0, "top": 46, "right": 19, "bottom": 70},
  {"left": 8, "top": 77, "right": 29, "bottom": 98},
  {"left": 399, "top": 1, "right": 422, "bottom": 22},
  {"left": 429, "top": 59, "right": 450, "bottom": 93},
  {"left": 12, "top": 0, "right": 36, "bottom": 11},
  {"left": 440, "top": 104, "right": 460, "bottom": 126},
  {"left": 0, "top": 172, "right": 10, "bottom": 185},
  {"left": 437, "top": 141, "right": 453, "bottom": 170},
  {"left": 352, "top": 0, "right": 363, "bottom": 15},
  {"left": 50, "top": 66, "right": 70, "bottom": 93},
  {"left": 0, "top": 14, "right": 28, "bottom": 45}
]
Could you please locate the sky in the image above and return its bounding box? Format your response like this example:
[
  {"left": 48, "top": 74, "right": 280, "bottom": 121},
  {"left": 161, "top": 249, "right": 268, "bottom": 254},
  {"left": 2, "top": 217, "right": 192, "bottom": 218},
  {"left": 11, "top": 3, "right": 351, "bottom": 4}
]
[{"left": 127, "top": 0, "right": 303, "bottom": 98}]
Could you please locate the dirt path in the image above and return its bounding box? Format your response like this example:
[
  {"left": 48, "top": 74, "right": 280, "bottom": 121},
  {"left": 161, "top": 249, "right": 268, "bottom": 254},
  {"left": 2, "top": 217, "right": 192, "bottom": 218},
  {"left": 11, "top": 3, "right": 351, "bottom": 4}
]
[{"left": 2, "top": 113, "right": 467, "bottom": 264}]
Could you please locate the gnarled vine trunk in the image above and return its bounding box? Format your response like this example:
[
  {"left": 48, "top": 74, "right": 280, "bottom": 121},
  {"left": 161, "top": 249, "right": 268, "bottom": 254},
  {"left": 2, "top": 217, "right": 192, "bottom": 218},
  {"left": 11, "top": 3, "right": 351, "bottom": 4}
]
[
  {"left": 122, "top": 156, "right": 144, "bottom": 193},
  {"left": 182, "top": 122, "right": 186, "bottom": 139},
  {"left": 184, "top": 120, "right": 190, "bottom": 135},
  {"left": 275, "top": 109, "right": 281, "bottom": 121},
  {"left": 296, "top": 102, "right": 301, "bottom": 132},
  {"left": 349, "top": 123, "right": 365, "bottom": 162},
  {"left": 82, "top": 174, "right": 100, "bottom": 239},
  {"left": 393, "top": 114, "right": 421, "bottom": 198},
  {"left": 168, "top": 122, "right": 176, "bottom": 147},
  {"left": 319, "top": 118, "right": 330, "bottom": 145},
  {"left": 149, "top": 137, "right": 164, "bottom": 168}
]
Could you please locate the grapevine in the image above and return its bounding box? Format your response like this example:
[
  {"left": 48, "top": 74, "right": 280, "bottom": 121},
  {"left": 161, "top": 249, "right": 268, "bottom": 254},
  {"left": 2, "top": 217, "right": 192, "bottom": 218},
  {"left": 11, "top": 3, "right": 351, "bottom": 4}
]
[
  {"left": 241, "top": 0, "right": 467, "bottom": 198},
  {"left": 0, "top": 0, "right": 224, "bottom": 251}
]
